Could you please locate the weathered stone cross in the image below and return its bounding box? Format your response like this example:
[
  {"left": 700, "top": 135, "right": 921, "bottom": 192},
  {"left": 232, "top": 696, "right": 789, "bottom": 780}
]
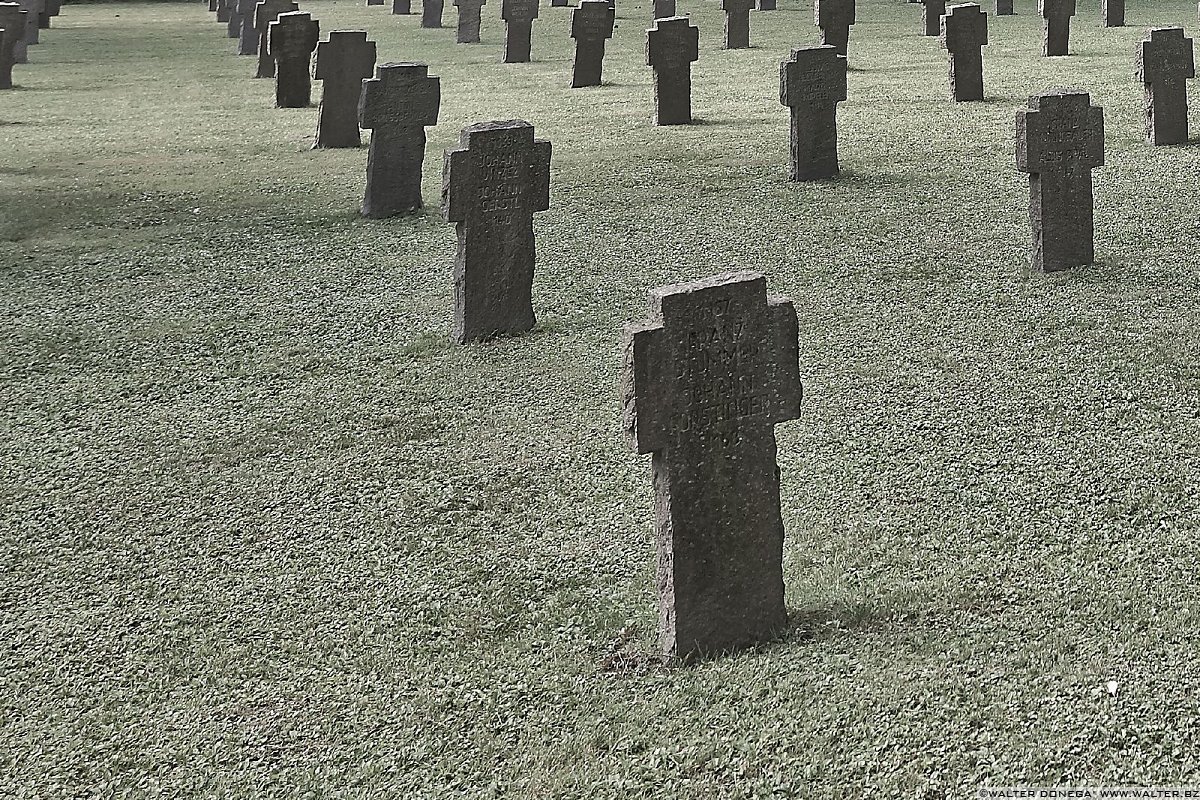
[
  {"left": 254, "top": 0, "right": 298, "bottom": 78},
  {"left": 454, "top": 0, "right": 485, "bottom": 43},
  {"left": 652, "top": 0, "right": 675, "bottom": 19},
  {"left": 940, "top": 3, "right": 987, "bottom": 102},
  {"left": 1039, "top": 0, "right": 1074, "bottom": 56},
  {"left": 236, "top": 0, "right": 258, "bottom": 55},
  {"left": 313, "top": 30, "right": 376, "bottom": 148},
  {"left": 358, "top": 62, "right": 441, "bottom": 218},
  {"left": 1016, "top": 91, "right": 1104, "bottom": 272},
  {"left": 815, "top": 0, "right": 854, "bottom": 57},
  {"left": 780, "top": 45, "right": 847, "bottom": 181},
  {"left": 1101, "top": 0, "right": 1123, "bottom": 27},
  {"left": 421, "top": 0, "right": 443, "bottom": 27},
  {"left": 646, "top": 16, "right": 699, "bottom": 126},
  {"left": 570, "top": 0, "right": 615, "bottom": 88},
  {"left": 501, "top": 0, "right": 539, "bottom": 62},
  {"left": 722, "top": 0, "right": 755, "bottom": 50},
  {"left": 268, "top": 10, "right": 319, "bottom": 108},
  {"left": 0, "top": 3, "right": 26, "bottom": 81},
  {"left": 623, "top": 271, "right": 802, "bottom": 659},
  {"left": 1136, "top": 27, "right": 1195, "bottom": 146},
  {"left": 921, "top": 0, "right": 945, "bottom": 37}
]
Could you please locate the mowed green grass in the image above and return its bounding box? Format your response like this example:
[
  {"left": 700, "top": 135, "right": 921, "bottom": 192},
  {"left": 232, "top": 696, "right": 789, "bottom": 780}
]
[{"left": 2, "top": 0, "right": 1200, "bottom": 796}]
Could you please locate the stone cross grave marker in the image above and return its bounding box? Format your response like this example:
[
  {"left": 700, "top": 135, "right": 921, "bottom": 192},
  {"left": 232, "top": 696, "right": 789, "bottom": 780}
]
[
  {"left": 780, "top": 45, "right": 847, "bottom": 180},
  {"left": 16, "top": 0, "right": 37, "bottom": 47},
  {"left": 313, "top": 30, "right": 376, "bottom": 148},
  {"left": 623, "top": 271, "right": 802, "bottom": 659},
  {"left": 227, "top": 0, "right": 242, "bottom": 38},
  {"left": 815, "top": 0, "right": 854, "bottom": 57},
  {"left": 236, "top": 0, "right": 258, "bottom": 54},
  {"left": 1101, "top": 0, "right": 1122, "bottom": 27},
  {"left": 440, "top": 124, "right": 552, "bottom": 344},
  {"left": 268, "top": 10, "right": 319, "bottom": 108},
  {"left": 1016, "top": 90, "right": 1104, "bottom": 272},
  {"left": 1136, "top": 27, "right": 1195, "bottom": 146},
  {"left": 653, "top": 0, "right": 674, "bottom": 19},
  {"left": 0, "top": 3, "right": 26, "bottom": 74},
  {"left": 209, "top": 0, "right": 218, "bottom": 13},
  {"left": 501, "top": 0, "right": 539, "bottom": 62},
  {"left": 995, "top": 0, "right": 1012, "bottom": 14},
  {"left": 358, "top": 63, "right": 441, "bottom": 218},
  {"left": 421, "top": 0, "right": 444, "bottom": 28},
  {"left": 254, "top": 0, "right": 297, "bottom": 78},
  {"left": 941, "top": 3, "right": 987, "bottom": 101},
  {"left": 454, "top": 0, "right": 485, "bottom": 43},
  {"left": 922, "top": 0, "right": 945, "bottom": 36},
  {"left": 443, "top": 120, "right": 551, "bottom": 344},
  {"left": 723, "top": 0, "right": 755, "bottom": 49},
  {"left": 393, "top": 0, "right": 412, "bottom": 14},
  {"left": 647, "top": 16, "right": 699, "bottom": 125},
  {"left": 216, "top": 0, "right": 230, "bottom": 23},
  {"left": 759, "top": 0, "right": 776, "bottom": 10},
  {"left": 37, "top": 0, "right": 57, "bottom": 29},
  {"left": 570, "top": 0, "right": 615, "bottom": 88},
  {"left": 1039, "top": 0, "right": 1074, "bottom": 56}
]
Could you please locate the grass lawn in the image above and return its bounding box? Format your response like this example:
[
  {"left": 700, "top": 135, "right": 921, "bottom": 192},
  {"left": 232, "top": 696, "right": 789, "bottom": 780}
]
[{"left": 2, "top": 0, "right": 1200, "bottom": 796}]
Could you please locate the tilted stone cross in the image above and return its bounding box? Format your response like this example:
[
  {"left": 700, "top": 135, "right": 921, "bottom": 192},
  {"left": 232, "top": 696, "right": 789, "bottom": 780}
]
[
  {"left": 236, "top": 0, "right": 258, "bottom": 54},
  {"left": 722, "top": 0, "right": 755, "bottom": 49},
  {"left": 941, "top": 3, "right": 987, "bottom": 102},
  {"left": 921, "top": 0, "right": 945, "bottom": 36},
  {"left": 268, "top": 10, "right": 319, "bottom": 108},
  {"left": 570, "top": 0, "right": 614, "bottom": 88},
  {"left": 1136, "top": 27, "right": 1195, "bottom": 146},
  {"left": 392, "top": 0, "right": 412, "bottom": 14},
  {"left": 1016, "top": 90, "right": 1104, "bottom": 272},
  {"left": 313, "top": 30, "right": 376, "bottom": 148},
  {"left": 815, "top": 0, "right": 854, "bottom": 57},
  {"left": 1039, "top": 0, "right": 1074, "bottom": 56},
  {"left": 647, "top": 16, "right": 699, "bottom": 125},
  {"left": 254, "top": 0, "right": 297, "bottom": 78},
  {"left": 1101, "top": 0, "right": 1122, "bottom": 27},
  {"left": 454, "top": 0, "right": 485, "bottom": 43},
  {"left": 421, "top": 0, "right": 443, "bottom": 27},
  {"left": 501, "top": 0, "right": 539, "bottom": 62},
  {"left": 442, "top": 120, "right": 551, "bottom": 344},
  {"left": 780, "top": 45, "right": 847, "bottom": 181},
  {"left": 623, "top": 271, "right": 802, "bottom": 659},
  {"left": 652, "top": 0, "right": 674, "bottom": 19},
  {"left": 358, "top": 62, "right": 441, "bottom": 218},
  {"left": 995, "top": 0, "right": 1012, "bottom": 14},
  {"left": 0, "top": 3, "right": 26, "bottom": 76}
]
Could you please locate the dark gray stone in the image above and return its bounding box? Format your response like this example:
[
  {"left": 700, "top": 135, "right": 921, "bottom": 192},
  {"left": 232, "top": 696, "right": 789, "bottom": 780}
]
[
  {"left": 758, "top": 0, "right": 776, "bottom": 10},
  {"left": 314, "top": 30, "right": 376, "bottom": 148},
  {"left": 454, "top": 0, "right": 485, "bottom": 43},
  {"left": 780, "top": 45, "right": 846, "bottom": 181},
  {"left": 1016, "top": 90, "right": 1104, "bottom": 272},
  {"left": 941, "top": 3, "right": 987, "bottom": 101},
  {"left": 623, "top": 271, "right": 802, "bottom": 659},
  {"left": 236, "top": 0, "right": 258, "bottom": 54},
  {"left": 0, "top": 3, "right": 27, "bottom": 76},
  {"left": 646, "top": 16, "right": 698, "bottom": 125},
  {"left": 1040, "top": 0, "right": 1074, "bottom": 56},
  {"left": 652, "top": 0, "right": 674, "bottom": 19},
  {"left": 551, "top": 0, "right": 569, "bottom": 7},
  {"left": 570, "top": 0, "right": 614, "bottom": 88},
  {"left": 216, "top": 0, "right": 230, "bottom": 23},
  {"left": 268, "top": 11, "right": 319, "bottom": 108},
  {"left": 392, "top": 0, "right": 412, "bottom": 14},
  {"left": 723, "top": 0, "right": 754, "bottom": 49},
  {"left": 254, "top": 0, "right": 297, "bottom": 78},
  {"left": 995, "top": 0, "right": 1012, "bottom": 14},
  {"left": 37, "top": 0, "right": 58, "bottom": 28},
  {"left": 1136, "top": 27, "right": 1194, "bottom": 146},
  {"left": 226, "top": 0, "right": 241, "bottom": 37},
  {"left": 443, "top": 120, "right": 551, "bottom": 343},
  {"left": 1101, "top": 0, "right": 1122, "bottom": 26},
  {"left": 367, "top": 0, "right": 384, "bottom": 5},
  {"left": 501, "top": 0, "right": 538, "bottom": 62},
  {"left": 814, "top": 0, "right": 854, "bottom": 57},
  {"left": 421, "top": 0, "right": 444, "bottom": 28},
  {"left": 358, "top": 63, "right": 441, "bottom": 218},
  {"left": 921, "top": 0, "right": 945, "bottom": 36},
  {"left": 16, "top": 0, "right": 37, "bottom": 46}
]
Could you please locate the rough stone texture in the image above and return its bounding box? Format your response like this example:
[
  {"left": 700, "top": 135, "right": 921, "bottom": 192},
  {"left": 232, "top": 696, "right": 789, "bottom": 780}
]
[
  {"left": 780, "top": 45, "right": 846, "bottom": 180},
  {"left": 759, "top": 0, "right": 776, "bottom": 10},
  {"left": 995, "top": 0, "right": 1012, "bottom": 14},
  {"left": 421, "top": 0, "right": 444, "bottom": 28},
  {"left": 622, "top": 271, "right": 802, "bottom": 659},
  {"left": 570, "top": 0, "right": 614, "bottom": 88},
  {"left": 501, "top": 0, "right": 538, "bottom": 62},
  {"left": 254, "top": 0, "right": 297, "bottom": 78},
  {"left": 1016, "top": 90, "right": 1104, "bottom": 272},
  {"left": 1039, "top": 0, "right": 1074, "bottom": 56},
  {"left": 0, "top": 3, "right": 27, "bottom": 75},
  {"left": 268, "top": 11, "right": 319, "bottom": 108},
  {"left": 313, "top": 30, "right": 376, "bottom": 148},
  {"left": 454, "top": 0, "right": 485, "bottom": 43},
  {"left": 652, "top": 0, "right": 674, "bottom": 19},
  {"left": 236, "top": 0, "right": 258, "bottom": 55},
  {"left": 442, "top": 120, "right": 551, "bottom": 344},
  {"left": 941, "top": 3, "right": 987, "bottom": 101},
  {"left": 1136, "top": 27, "right": 1194, "bottom": 146},
  {"left": 392, "top": 0, "right": 412, "bottom": 14},
  {"left": 358, "top": 63, "right": 440, "bottom": 218},
  {"left": 646, "top": 16, "right": 699, "bottom": 125},
  {"left": 814, "top": 0, "right": 854, "bottom": 56},
  {"left": 37, "top": 0, "right": 59, "bottom": 28},
  {"left": 722, "top": 0, "right": 754, "bottom": 49},
  {"left": 921, "top": 0, "right": 945, "bottom": 36},
  {"left": 1101, "top": 0, "right": 1123, "bottom": 26}
]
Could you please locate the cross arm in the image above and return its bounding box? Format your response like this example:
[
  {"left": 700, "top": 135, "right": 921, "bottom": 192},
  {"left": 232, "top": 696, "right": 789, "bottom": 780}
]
[
  {"left": 766, "top": 297, "right": 802, "bottom": 425},
  {"left": 441, "top": 147, "right": 471, "bottom": 223}
]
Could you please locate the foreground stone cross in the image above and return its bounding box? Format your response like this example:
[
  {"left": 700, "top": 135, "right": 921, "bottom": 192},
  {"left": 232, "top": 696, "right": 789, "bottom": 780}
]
[
  {"left": 570, "top": 0, "right": 615, "bottom": 88},
  {"left": 652, "top": 0, "right": 674, "bottom": 19},
  {"left": 501, "top": 0, "right": 539, "bottom": 62},
  {"left": 941, "top": 3, "right": 987, "bottom": 101},
  {"left": 0, "top": 3, "right": 27, "bottom": 77},
  {"left": 443, "top": 120, "right": 551, "bottom": 343},
  {"left": 236, "top": 0, "right": 258, "bottom": 55},
  {"left": 815, "top": 0, "right": 854, "bottom": 57},
  {"left": 623, "top": 271, "right": 802, "bottom": 659},
  {"left": 421, "top": 0, "right": 443, "bottom": 26},
  {"left": 313, "top": 30, "right": 376, "bottom": 148},
  {"left": 1100, "top": 0, "right": 1122, "bottom": 27},
  {"left": 254, "top": 0, "right": 298, "bottom": 78},
  {"left": 269, "top": 11, "right": 319, "bottom": 107},
  {"left": 723, "top": 0, "right": 755, "bottom": 49},
  {"left": 1016, "top": 91, "right": 1104, "bottom": 272},
  {"left": 1039, "top": 0, "right": 1074, "bottom": 56},
  {"left": 995, "top": 0, "right": 1012, "bottom": 13},
  {"left": 779, "top": 45, "right": 847, "bottom": 180},
  {"left": 647, "top": 16, "right": 699, "bottom": 125},
  {"left": 358, "top": 63, "right": 441, "bottom": 218},
  {"left": 1136, "top": 27, "right": 1194, "bottom": 146},
  {"left": 454, "top": 0, "right": 485, "bottom": 43},
  {"left": 921, "top": 0, "right": 945, "bottom": 36}
]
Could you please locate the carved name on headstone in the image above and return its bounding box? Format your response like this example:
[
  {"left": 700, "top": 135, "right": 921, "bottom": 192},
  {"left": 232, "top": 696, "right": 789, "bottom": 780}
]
[{"left": 780, "top": 45, "right": 847, "bottom": 180}]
